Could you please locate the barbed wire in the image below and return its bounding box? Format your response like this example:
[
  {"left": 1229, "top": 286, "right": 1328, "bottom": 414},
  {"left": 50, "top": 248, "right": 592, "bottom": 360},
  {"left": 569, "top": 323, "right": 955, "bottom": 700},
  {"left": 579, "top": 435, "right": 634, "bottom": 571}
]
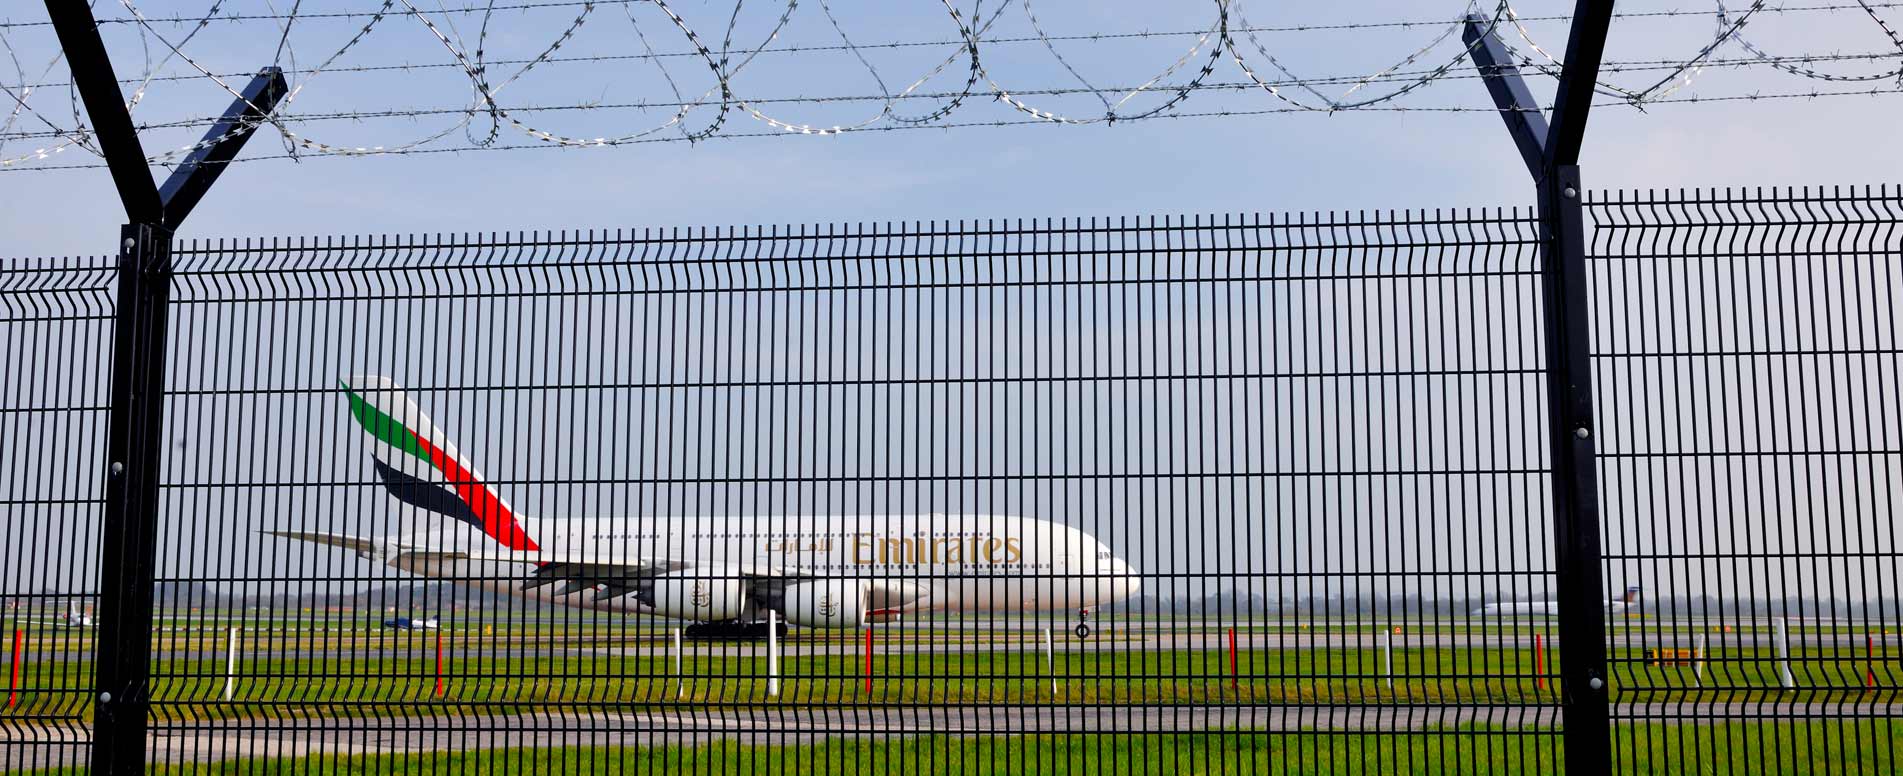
[
  {"left": 0, "top": 0, "right": 1898, "bottom": 170},
  {"left": 11, "top": 82, "right": 1901, "bottom": 174},
  {"left": 15, "top": 50, "right": 1897, "bottom": 144},
  {"left": 4, "top": 1, "right": 1899, "bottom": 31}
]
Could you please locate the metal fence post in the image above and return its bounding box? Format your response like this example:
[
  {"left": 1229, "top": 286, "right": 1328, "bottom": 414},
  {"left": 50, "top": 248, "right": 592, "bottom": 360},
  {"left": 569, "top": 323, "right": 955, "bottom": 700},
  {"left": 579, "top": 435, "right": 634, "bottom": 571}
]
[
  {"left": 93, "top": 223, "right": 175, "bottom": 774},
  {"left": 38, "top": 3, "right": 283, "bottom": 764},
  {"left": 1538, "top": 166, "right": 1614, "bottom": 773},
  {"left": 1465, "top": 7, "right": 1616, "bottom": 771}
]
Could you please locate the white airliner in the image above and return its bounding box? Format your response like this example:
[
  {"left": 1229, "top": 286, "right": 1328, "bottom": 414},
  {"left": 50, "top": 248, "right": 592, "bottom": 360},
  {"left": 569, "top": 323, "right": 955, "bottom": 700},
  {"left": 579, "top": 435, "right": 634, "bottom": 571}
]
[
  {"left": 29, "top": 601, "right": 95, "bottom": 629},
  {"left": 1471, "top": 586, "right": 1642, "bottom": 617},
  {"left": 270, "top": 377, "right": 1141, "bottom": 639}
]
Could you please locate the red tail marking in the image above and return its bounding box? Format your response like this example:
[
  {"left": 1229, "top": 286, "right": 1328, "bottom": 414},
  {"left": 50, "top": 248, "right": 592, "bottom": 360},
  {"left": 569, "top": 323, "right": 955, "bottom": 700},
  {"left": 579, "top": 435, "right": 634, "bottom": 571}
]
[{"left": 411, "top": 432, "right": 539, "bottom": 552}]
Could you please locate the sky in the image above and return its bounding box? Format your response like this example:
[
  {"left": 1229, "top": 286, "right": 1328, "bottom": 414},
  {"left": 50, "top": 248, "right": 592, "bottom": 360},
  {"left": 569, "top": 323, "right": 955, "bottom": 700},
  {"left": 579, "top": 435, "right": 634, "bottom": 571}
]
[
  {"left": 2, "top": 1, "right": 1901, "bottom": 611},
  {"left": 0, "top": 1, "right": 1898, "bottom": 255}
]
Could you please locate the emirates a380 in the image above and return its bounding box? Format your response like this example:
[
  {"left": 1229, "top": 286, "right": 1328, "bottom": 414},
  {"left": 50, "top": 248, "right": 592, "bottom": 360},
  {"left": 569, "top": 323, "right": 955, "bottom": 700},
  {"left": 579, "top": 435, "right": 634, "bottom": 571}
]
[{"left": 271, "top": 377, "right": 1141, "bottom": 639}]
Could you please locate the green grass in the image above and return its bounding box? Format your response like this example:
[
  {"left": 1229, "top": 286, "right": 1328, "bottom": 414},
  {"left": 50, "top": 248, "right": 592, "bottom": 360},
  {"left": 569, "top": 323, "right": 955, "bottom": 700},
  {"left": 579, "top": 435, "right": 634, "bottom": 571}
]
[
  {"left": 17, "top": 723, "right": 1903, "bottom": 775},
  {"left": 7, "top": 638, "right": 1899, "bottom": 724},
  {"left": 7, "top": 644, "right": 1561, "bottom": 724}
]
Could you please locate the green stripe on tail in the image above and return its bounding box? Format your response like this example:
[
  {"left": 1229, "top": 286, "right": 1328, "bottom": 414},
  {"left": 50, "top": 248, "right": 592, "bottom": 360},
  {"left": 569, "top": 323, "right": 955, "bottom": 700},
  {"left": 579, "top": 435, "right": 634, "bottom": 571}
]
[{"left": 343, "top": 381, "right": 432, "bottom": 463}]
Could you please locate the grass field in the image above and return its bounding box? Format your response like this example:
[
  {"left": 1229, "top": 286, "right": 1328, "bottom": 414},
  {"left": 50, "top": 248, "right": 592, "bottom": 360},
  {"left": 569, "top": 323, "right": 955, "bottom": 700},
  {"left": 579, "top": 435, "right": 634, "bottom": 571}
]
[
  {"left": 5, "top": 639, "right": 1898, "bottom": 724},
  {"left": 17, "top": 723, "right": 1903, "bottom": 775},
  {"left": 6, "top": 619, "right": 1899, "bottom": 772}
]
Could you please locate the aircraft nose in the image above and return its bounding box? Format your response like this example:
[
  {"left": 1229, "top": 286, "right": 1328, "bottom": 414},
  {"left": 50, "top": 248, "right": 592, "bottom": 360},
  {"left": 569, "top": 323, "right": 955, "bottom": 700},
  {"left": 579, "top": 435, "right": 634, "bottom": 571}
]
[{"left": 1111, "top": 557, "right": 1141, "bottom": 599}]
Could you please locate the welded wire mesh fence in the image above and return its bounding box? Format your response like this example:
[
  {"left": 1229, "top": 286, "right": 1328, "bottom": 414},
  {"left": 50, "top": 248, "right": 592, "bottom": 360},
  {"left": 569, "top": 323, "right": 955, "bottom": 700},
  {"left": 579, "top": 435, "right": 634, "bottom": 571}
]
[
  {"left": 1588, "top": 187, "right": 1903, "bottom": 771},
  {"left": 0, "top": 186, "right": 1897, "bottom": 774}
]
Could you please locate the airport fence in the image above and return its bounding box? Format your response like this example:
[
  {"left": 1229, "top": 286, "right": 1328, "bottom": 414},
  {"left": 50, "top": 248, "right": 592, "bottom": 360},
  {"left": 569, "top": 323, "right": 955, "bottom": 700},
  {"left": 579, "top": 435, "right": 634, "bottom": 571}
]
[{"left": 0, "top": 185, "right": 1898, "bottom": 774}]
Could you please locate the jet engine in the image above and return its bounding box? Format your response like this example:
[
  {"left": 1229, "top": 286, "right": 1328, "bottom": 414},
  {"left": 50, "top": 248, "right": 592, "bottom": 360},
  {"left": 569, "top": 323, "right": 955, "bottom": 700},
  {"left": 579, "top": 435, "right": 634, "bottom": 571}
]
[
  {"left": 780, "top": 580, "right": 866, "bottom": 629},
  {"left": 637, "top": 572, "right": 745, "bottom": 622}
]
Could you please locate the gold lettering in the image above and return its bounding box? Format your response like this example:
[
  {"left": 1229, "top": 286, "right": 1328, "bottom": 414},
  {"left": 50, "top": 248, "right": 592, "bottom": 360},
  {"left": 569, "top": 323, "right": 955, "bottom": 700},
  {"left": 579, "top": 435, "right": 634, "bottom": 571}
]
[
  {"left": 1004, "top": 537, "right": 1022, "bottom": 564},
  {"left": 883, "top": 538, "right": 913, "bottom": 564},
  {"left": 984, "top": 538, "right": 1004, "bottom": 563},
  {"left": 942, "top": 538, "right": 965, "bottom": 564},
  {"left": 854, "top": 534, "right": 876, "bottom": 565}
]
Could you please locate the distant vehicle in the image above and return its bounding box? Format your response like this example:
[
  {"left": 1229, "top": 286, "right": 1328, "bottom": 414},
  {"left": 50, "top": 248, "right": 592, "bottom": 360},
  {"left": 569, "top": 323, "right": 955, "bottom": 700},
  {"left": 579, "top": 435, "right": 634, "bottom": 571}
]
[
  {"left": 1472, "top": 586, "right": 1642, "bottom": 617},
  {"left": 271, "top": 376, "right": 1142, "bottom": 641},
  {"left": 381, "top": 616, "right": 440, "bottom": 630}
]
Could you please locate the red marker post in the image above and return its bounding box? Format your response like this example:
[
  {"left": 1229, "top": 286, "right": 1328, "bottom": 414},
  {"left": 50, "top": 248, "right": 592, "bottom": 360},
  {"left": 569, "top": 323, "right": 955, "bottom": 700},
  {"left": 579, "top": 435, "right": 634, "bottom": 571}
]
[
  {"left": 1864, "top": 635, "right": 1880, "bottom": 688},
  {"left": 8, "top": 628, "right": 21, "bottom": 709},
  {"left": 434, "top": 631, "right": 446, "bottom": 698},
  {"left": 1534, "top": 634, "right": 1547, "bottom": 691},
  {"left": 862, "top": 628, "right": 873, "bottom": 694},
  {"left": 1227, "top": 627, "right": 1240, "bottom": 690}
]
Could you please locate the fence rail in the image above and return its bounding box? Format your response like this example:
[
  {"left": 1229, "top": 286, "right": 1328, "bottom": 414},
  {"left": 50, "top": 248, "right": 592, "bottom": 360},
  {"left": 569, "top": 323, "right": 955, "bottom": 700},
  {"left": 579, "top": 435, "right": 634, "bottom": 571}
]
[{"left": 2, "top": 186, "right": 1899, "bottom": 774}]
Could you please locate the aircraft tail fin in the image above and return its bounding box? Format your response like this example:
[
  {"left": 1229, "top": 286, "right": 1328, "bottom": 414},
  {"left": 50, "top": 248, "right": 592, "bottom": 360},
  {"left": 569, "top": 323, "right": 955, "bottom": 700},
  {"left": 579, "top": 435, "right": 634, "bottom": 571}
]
[
  {"left": 1622, "top": 585, "right": 1642, "bottom": 604},
  {"left": 341, "top": 376, "right": 540, "bottom": 552}
]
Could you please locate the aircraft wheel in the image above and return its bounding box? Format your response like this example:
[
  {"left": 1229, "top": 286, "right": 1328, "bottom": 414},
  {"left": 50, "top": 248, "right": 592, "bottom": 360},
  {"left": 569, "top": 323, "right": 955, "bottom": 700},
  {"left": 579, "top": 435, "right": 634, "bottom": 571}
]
[{"left": 1074, "top": 623, "right": 1092, "bottom": 639}]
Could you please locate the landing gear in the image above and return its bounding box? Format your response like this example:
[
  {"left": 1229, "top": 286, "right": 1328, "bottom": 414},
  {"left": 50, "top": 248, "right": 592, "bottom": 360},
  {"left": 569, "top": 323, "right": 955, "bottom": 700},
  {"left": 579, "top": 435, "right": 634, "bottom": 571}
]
[
  {"left": 1073, "top": 608, "right": 1093, "bottom": 639},
  {"left": 683, "top": 620, "right": 788, "bottom": 641}
]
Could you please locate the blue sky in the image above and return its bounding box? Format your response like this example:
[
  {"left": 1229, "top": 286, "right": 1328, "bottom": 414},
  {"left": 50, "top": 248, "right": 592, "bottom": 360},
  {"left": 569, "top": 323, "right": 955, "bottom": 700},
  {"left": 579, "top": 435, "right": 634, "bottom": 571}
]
[{"left": 0, "top": 0, "right": 1898, "bottom": 255}]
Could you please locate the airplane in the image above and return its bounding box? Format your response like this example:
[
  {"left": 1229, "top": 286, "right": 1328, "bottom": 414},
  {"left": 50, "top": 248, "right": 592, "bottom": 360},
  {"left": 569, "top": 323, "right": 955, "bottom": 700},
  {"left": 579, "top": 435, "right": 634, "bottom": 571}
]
[
  {"left": 1471, "top": 586, "right": 1642, "bottom": 618},
  {"left": 382, "top": 616, "right": 441, "bottom": 631},
  {"left": 270, "top": 376, "right": 1142, "bottom": 640},
  {"left": 25, "top": 601, "right": 95, "bottom": 629}
]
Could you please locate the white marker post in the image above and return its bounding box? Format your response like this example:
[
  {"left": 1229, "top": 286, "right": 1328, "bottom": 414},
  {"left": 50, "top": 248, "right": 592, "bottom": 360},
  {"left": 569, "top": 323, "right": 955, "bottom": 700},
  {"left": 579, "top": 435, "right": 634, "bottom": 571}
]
[
  {"left": 1380, "top": 629, "right": 1394, "bottom": 691},
  {"left": 1694, "top": 633, "right": 1707, "bottom": 686},
  {"left": 1775, "top": 617, "right": 1795, "bottom": 690},
  {"left": 222, "top": 626, "right": 239, "bottom": 702},
  {"left": 673, "top": 628, "right": 685, "bottom": 700},
  {"left": 766, "top": 611, "right": 781, "bottom": 698},
  {"left": 1042, "top": 627, "right": 1058, "bottom": 696}
]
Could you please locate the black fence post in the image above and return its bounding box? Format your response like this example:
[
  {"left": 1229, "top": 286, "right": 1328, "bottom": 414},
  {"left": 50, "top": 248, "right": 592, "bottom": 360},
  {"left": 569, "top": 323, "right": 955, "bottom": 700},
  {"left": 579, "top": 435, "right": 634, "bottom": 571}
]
[
  {"left": 41, "top": 3, "right": 284, "bottom": 762},
  {"left": 1538, "top": 166, "right": 1613, "bottom": 774},
  {"left": 1464, "top": 6, "right": 1617, "bottom": 771},
  {"left": 92, "top": 223, "right": 174, "bottom": 774}
]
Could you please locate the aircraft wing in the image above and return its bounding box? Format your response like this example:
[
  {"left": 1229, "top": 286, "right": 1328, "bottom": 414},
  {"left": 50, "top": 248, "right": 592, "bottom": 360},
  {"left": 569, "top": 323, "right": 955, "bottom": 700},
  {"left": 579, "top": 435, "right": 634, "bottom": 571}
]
[
  {"left": 268, "top": 532, "right": 932, "bottom": 609},
  {"left": 445, "top": 549, "right": 932, "bottom": 609},
  {"left": 431, "top": 548, "right": 842, "bottom": 600},
  {"left": 443, "top": 548, "right": 816, "bottom": 578},
  {"left": 264, "top": 530, "right": 380, "bottom": 555}
]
